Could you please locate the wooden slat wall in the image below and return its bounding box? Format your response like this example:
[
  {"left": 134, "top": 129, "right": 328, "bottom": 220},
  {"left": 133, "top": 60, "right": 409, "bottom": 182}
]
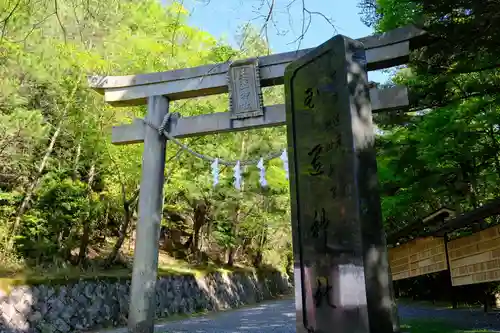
[
  {"left": 389, "top": 237, "right": 448, "bottom": 281},
  {"left": 448, "top": 225, "right": 500, "bottom": 286}
]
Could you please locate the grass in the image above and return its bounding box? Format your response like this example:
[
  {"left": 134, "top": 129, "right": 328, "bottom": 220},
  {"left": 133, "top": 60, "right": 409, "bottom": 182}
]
[
  {"left": 0, "top": 244, "right": 275, "bottom": 292},
  {"left": 398, "top": 298, "right": 483, "bottom": 310},
  {"left": 401, "top": 319, "right": 497, "bottom": 333}
]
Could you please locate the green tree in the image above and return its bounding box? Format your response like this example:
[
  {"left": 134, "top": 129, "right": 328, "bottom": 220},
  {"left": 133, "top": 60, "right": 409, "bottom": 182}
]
[
  {"left": 358, "top": 0, "right": 500, "bottom": 234},
  {"left": 0, "top": 0, "right": 292, "bottom": 274}
]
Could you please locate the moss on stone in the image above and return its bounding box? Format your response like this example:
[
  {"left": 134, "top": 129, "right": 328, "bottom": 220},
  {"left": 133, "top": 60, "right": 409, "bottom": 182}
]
[{"left": 0, "top": 263, "right": 282, "bottom": 293}]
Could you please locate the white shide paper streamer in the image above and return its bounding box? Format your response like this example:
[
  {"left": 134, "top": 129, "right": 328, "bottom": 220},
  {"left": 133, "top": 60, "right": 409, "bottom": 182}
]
[
  {"left": 257, "top": 157, "right": 267, "bottom": 188},
  {"left": 233, "top": 160, "right": 242, "bottom": 190},
  {"left": 208, "top": 151, "right": 289, "bottom": 191},
  {"left": 211, "top": 158, "right": 219, "bottom": 188},
  {"left": 280, "top": 149, "right": 289, "bottom": 179}
]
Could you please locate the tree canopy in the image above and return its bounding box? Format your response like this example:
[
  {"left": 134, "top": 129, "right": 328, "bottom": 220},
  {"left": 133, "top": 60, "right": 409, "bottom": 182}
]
[
  {"left": 359, "top": 0, "right": 500, "bottom": 234},
  {"left": 0, "top": 0, "right": 291, "bottom": 276},
  {"left": 3, "top": 0, "right": 499, "bottom": 285}
]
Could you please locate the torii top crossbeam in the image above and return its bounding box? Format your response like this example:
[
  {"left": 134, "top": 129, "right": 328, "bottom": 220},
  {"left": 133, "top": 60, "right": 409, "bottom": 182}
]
[{"left": 88, "top": 25, "right": 425, "bottom": 107}]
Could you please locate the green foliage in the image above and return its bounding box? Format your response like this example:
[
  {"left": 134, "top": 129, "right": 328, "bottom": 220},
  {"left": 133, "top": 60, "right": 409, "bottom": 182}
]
[
  {"left": 357, "top": 0, "right": 500, "bottom": 236},
  {"left": 0, "top": 0, "right": 291, "bottom": 274},
  {"left": 401, "top": 319, "right": 495, "bottom": 333},
  {"left": 359, "top": 0, "right": 422, "bottom": 32},
  {"left": 17, "top": 175, "right": 91, "bottom": 261}
]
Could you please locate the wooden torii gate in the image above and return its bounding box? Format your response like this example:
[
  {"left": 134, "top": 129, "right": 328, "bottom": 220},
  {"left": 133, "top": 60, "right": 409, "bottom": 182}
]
[{"left": 89, "top": 25, "right": 424, "bottom": 333}]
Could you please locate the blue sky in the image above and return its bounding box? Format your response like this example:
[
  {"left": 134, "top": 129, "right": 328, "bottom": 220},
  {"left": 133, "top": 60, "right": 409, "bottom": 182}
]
[{"left": 181, "top": 0, "right": 389, "bottom": 83}]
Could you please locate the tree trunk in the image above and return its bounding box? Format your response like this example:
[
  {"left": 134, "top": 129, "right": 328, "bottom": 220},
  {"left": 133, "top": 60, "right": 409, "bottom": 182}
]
[
  {"left": 488, "top": 123, "right": 500, "bottom": 180},
  {"left": 72, "top": 138, "right": 82, "bottom": 180},
  {"left": 459, "top": 162, "right": 478, "bottom": 209},
  {"left": 192, "top": 200, "right": 207, "bottom": 253},
  {"left": 183, "top": 234, "right": 193, "bottom": 249},
  {"left": 77, "top": 164, "right": 96, "bottom": 266},
  {"left": 6, "top": 82, "right": 79, "bottom": 250},
  {"left": 227, "top": 244, "right": 236, "bottom": 266},
  {"left": 128, "top": 219, "right": 135, "bottom": 252},
  {"left": 105, "top": 202, "right": 133, "bottom": 267},
  {"left": 227, "top": 135, "right": 247, "bottom": 266},
  {"left": 104, "top": 186, "right": 140, "bottom": 267},
  {"left": 253, "top": 225, "right": 267, "bottom": 268},
  {"left": 469, "top": 160, "right": 480, "bottom": 209}
]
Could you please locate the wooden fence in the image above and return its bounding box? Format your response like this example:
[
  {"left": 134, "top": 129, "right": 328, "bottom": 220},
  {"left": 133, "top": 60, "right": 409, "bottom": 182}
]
[{"left": 389, "top": 224, "right": 500, "bottom": 287}]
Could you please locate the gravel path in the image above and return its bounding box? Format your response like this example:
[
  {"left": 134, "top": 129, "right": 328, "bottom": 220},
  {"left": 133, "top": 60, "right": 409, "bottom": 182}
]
[
  {"left": 155, "top": 299, "right": 296, "bottom": 333},
  {"left": 153, "top": 298, "right": 500, "bottom": 332}
]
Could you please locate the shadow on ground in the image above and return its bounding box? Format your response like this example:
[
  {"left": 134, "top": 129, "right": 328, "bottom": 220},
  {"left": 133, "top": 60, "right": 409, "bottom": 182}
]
[{"left": 152, "top": 299, "right": 500, "bottom": 333}]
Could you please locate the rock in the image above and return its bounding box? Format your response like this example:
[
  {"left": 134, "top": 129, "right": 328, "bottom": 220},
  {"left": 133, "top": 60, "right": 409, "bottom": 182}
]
[
  {"left": 27, "top": 311, "right": 42, "bottom": 324},
  {"left": 0, "top": 271, "right": 290, "bottom": 332}
]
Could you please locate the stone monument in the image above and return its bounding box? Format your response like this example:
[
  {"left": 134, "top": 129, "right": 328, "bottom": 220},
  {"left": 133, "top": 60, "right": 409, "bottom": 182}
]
[{"left": 285, "top": 35, "right": 400, "bottom": 333}]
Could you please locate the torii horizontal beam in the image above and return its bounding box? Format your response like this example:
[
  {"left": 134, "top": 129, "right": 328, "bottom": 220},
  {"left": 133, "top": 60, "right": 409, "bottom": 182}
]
[
  {"left": 111, "top": 85, "right": 409, "bottom": 145},
  {"left": 88, "top": 25, "right": 425, "bottom": 107}
]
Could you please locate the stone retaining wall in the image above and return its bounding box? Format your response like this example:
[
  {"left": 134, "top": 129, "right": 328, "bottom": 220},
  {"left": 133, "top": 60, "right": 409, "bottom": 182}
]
[{"left": 0, "top": 270, "right": 291, "bottom": 333}]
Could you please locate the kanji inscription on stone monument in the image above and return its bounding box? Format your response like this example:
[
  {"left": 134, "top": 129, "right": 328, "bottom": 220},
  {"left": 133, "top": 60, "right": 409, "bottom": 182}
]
[{"left": 285, "top": 35, "right": 399, "bottom": 333}]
